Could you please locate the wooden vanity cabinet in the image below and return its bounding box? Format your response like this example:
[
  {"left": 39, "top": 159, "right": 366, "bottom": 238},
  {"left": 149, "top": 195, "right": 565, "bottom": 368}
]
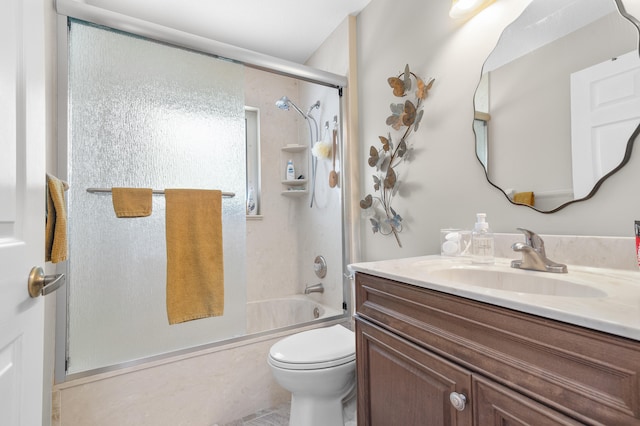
[
  {"left": 354, "top": 273, "right": 640, "bottom": 426},
  {"left": 356, "top": 319, "right": 473, "bottom": 425}
]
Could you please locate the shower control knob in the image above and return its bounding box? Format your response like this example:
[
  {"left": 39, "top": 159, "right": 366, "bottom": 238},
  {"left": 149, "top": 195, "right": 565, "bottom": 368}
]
[
  {"left": 313, "top": 255, "right": 327, "bottom": 278},
  {"left": 449, "top": 392, "right": 467, "bottom": 411}
]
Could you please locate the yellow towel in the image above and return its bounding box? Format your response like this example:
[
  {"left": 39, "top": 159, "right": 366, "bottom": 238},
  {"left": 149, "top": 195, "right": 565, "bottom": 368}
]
[
  {"left": 45, "top": 174, "right": 68, "bottom": 263},
  {"left": 112, "top": 187, "right": 153, "bottom": 217},
  {"left": 513, "top": 191, "right": 535, "bottom": 206},
  {"left": 165, "top": 189, "right": 224, "bottom": 324}
]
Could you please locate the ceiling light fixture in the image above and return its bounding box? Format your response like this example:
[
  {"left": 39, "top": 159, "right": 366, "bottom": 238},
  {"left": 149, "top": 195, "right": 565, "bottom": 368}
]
[{"left": 449, "top": 0, "right": 493, "bottom": 19}]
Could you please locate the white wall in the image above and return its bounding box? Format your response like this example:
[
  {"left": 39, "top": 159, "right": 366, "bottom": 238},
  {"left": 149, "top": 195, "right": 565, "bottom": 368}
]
[
  {"left": 244, "top": 19, "right": 353, "bottom": 309},
  {"left": 356, "top": 0, "right": 640, "bottom": 262},
  {"left": 244, "top": 65, "right": 345, "bottom": 309},
  {"left": 244, "top": 69, "right": 301, "bottom": 300}
]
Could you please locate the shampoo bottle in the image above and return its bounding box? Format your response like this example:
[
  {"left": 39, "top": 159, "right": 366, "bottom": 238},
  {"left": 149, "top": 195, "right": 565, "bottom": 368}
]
[
  {"left": 286, "top": 159, "right": 295, "bottom": 180},
  {"left": 471, "top": 213, "right": 494, "bottom": 264}
]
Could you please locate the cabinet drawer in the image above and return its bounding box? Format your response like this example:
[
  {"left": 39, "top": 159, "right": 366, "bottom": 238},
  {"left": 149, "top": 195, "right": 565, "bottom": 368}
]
[{"left": 355, "top": 273, "right": 640, "bottom": 425}]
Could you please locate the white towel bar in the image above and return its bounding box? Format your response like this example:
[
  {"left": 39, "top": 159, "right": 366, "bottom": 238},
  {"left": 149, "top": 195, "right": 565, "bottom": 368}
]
[{"left": 86, "top": 188, "right": 236, "bottom": 198}]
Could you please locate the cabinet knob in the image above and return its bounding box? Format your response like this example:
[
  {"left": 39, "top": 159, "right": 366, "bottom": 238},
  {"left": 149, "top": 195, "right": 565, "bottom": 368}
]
[{"left": 449, "top": 392, "right": 467, "bottom": 411}]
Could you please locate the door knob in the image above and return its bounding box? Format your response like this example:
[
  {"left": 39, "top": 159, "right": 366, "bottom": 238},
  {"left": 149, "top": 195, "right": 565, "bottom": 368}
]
[
  {"left": 449, "top": 391, "right": 468, "bottom": 411},
  {"left": 28, "top": 266, "right": 65, "bottom": 298}
]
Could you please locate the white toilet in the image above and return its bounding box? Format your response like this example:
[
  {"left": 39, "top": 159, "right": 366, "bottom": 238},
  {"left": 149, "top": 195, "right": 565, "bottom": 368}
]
[{"left": 268, "top": 324, "right": 356, "bottom": 426}]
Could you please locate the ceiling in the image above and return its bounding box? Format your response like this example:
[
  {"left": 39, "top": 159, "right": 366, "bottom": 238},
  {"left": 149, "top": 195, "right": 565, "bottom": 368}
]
[{"left": 84, "top": 0, "right": 371, "bottom": 64}]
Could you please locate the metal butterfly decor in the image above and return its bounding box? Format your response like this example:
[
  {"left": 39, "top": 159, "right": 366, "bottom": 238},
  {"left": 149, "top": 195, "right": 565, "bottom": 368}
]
[{"left": 360, "top": 64, "right": 434, "bottom": 248}]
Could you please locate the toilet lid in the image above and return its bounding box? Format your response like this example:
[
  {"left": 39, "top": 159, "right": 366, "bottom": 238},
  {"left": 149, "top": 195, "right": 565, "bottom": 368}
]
[{"left": 268, "top": 325, "right": 355, "bottom": 370}]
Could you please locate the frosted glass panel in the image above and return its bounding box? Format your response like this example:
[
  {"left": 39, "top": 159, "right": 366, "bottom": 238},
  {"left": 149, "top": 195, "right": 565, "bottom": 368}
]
[{"left": 67, "top": 20, "right": 246, "bottom": 374}]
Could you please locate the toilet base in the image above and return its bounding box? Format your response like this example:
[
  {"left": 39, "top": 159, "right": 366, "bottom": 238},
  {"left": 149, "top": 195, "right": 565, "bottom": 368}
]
[{"left": 289, "top": 394, "right": 346, "bottom": 426}]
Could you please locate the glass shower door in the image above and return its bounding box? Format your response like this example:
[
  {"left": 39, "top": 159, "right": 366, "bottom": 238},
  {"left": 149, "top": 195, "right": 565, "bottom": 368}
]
[{"left": 66, "top": 20, "right": 246, "bottom": 374}]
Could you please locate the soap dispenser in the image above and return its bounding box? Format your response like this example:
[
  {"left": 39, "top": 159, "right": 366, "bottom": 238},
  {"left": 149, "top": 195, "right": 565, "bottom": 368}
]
[{"left": 471, "top": 213, "right": 494, "bottom": 264}]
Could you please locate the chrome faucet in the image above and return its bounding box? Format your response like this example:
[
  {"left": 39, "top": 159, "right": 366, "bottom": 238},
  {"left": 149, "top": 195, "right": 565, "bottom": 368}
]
[
  {"left": 510, "top": 228, "right": 567, "bottom": 273},
  {"left": 304, "top": 283, "right": 324, "bottom": 294}
]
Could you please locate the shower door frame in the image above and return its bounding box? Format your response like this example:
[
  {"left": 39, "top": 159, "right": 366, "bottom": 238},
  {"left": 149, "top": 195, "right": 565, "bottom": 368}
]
[{"left": 54, "top": 4, "right": 356, "bottom": 383}]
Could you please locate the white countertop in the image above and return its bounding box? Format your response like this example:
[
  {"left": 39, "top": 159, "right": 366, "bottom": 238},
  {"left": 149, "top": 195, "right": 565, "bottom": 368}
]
[{"left": 349, "top": 255, "right": 640, "bottom": 342}]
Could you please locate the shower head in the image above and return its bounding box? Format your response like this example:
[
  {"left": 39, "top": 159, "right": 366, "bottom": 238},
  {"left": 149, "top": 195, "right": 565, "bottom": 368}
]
[
  {"left": 275, "top": 96, "right": 290, "bottom": 110},
  {"left": 275, "top": 95, "right": 307, "bottom": 118}
]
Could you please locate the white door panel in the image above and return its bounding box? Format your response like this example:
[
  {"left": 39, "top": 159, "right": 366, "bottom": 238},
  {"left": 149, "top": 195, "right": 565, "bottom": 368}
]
[
  {"left": 571, "top": 50, "right": 640, "bottom": 199},
  {"left": 0, "top": 0, "right": 47, "bottom": 424}
]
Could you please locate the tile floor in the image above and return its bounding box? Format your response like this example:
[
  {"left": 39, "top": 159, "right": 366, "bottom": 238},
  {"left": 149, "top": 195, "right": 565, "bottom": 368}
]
[
  {"left": 217, "top": 403, "right": 290, "bottom": 426},
  {"left": 218, "top": 395, "right": 357, "bottom": 426}
]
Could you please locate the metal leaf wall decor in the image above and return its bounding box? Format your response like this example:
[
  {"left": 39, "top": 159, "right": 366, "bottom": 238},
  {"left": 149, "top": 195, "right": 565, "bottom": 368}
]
[{"left": 360, "top": 64, "right": 435, "bottom": 247}]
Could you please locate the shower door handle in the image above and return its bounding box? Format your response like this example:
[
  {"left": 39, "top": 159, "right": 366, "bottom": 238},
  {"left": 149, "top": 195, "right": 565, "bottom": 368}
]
[{"left": 27, "top": 266, "right": 65, "bottom": 298}]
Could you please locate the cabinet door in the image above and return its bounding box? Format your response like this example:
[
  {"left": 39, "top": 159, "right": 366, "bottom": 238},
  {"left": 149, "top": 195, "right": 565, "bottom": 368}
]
[
  {"left": 473, "top": 376, "right": 583, "bottom": 425},
  {"left": 356, "top": 319, "right": 473, "bottom": 426}
]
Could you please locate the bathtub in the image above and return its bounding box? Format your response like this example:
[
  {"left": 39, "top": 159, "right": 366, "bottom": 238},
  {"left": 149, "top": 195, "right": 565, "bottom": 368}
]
[
  {"left": 54, "top": 295, "right": 347, "bottom": 425},
  {"left": 247, "top": 294, "right": 343, "bottom": 334}
]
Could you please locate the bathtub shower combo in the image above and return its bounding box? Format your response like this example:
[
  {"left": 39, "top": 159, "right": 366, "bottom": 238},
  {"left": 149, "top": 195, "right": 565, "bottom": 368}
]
[{"left": 60, "top": 18, "right": 348, "bottom": 384}]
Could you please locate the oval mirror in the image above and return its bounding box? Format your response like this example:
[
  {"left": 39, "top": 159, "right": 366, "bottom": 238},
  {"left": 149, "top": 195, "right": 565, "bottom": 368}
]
[{"left": 474, "top": 0, "right": 640, "bottom": 212}]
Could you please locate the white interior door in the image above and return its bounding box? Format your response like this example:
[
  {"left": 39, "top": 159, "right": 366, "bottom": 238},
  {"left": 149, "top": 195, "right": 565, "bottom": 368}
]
[
  {"left": 570, "top": 50, "right": 640, "bottom": 199},
  {"left": 0, "top": 0, "right": 47, "bottom": 424}
]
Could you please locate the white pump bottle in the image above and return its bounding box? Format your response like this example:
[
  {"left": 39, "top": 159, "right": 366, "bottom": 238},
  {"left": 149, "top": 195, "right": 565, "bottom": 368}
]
[{"left": 471, "top": 213, "right": 494, "bottom": 264}]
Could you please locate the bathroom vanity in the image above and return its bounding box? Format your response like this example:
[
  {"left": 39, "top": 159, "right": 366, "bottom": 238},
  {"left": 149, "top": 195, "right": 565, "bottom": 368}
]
[{"left": 350, "top": 256, "right": 640, "bottom": 425}]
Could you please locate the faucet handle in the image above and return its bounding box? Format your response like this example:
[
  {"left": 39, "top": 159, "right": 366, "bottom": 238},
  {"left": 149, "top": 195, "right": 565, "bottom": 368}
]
[{"left": 516, "top": 228, "right": 546, "bottom": 253}]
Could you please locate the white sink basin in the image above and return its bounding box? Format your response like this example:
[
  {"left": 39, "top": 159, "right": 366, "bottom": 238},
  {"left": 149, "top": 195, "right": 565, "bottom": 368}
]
[
  {"left": 349, "top": 255, "right": 640, "bottom": 341},
  {"left": 427, "top": 266, "right": 607, "bottom": 297}
]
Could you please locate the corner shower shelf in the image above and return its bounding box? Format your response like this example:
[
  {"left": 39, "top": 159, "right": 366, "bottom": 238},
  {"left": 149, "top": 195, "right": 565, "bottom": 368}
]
[
  {"left": 281, "top": 189, "right": 308, "bottom": 197},
  {"left": 281, "top": 179, "right": 308, "bottom": 186},
  {"left": 280, "top": 144, "right": 308, "bottom": 197},
  {"left": 281, "top": 144, "right": 307, "bottom": 153},
  {"left": 281, "top": 179, "right": 308, "bottom": 197}
]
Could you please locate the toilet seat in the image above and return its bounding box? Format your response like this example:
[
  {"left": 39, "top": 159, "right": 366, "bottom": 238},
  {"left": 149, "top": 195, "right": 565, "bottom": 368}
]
[{"left": 268, "top": 325, "right": 355, "bottom": 370}]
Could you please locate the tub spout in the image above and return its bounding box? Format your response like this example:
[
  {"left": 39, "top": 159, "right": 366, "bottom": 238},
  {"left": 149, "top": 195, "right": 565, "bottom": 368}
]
[{"left": 304, "top": 283, "right": 324, "bottom": 294}]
